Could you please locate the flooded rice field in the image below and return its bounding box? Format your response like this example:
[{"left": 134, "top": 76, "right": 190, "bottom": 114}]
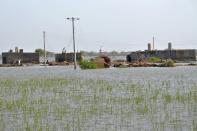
[{"left": 0, "top": 66, "right": 197, "bottom": 131}]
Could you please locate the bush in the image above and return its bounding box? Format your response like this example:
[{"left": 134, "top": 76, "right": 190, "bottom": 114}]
[
  {"left": 147, "top": 57, "right": 161, "bottom": 63},
  {"left": 160, "top": 59, "right": 175, "bottom": 67},
  {"left": 79, "top": 60, "right": 97, "bottom": 69}
]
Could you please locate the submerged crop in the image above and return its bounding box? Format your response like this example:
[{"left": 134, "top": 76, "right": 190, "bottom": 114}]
[
  {"left": 0, "top": 76, "right": 196, "bottom": 131},
  {"left": 0, "top": 66, "right": 196, "bottom": 130}
]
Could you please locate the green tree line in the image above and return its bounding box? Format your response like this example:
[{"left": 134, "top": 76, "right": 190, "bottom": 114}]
[{"left": 35, "top": 49, "right": 54, "bottom": 57}]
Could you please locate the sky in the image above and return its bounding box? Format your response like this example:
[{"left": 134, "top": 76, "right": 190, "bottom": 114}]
[{"left": 0, "top": 0, "right": 197, "bottom": 53}]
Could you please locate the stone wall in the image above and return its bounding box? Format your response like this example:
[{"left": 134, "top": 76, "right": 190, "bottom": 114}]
[{"left": 175, "top": 50, "right": 196, "bottom": 61}]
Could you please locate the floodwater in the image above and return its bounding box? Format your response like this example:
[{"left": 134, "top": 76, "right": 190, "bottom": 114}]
[
  {"left": 0, "top": 66, "right": 197, "bottom": 131},
  {"left": 0, "top": 66, "right": 196, "bottom": 81}
]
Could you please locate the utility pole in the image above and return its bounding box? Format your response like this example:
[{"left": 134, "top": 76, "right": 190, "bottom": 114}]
[
  {"left": 66, "top": 17, "right": 80, "bottom": 70},
  {"left": 153, "top": 36, "right": 155, "bottom": 50},
  {"left": 99, "top": 46, "right": 102, "bottom": 55},
  {"left": 43, "top": 31, "right": 46, "bottom": 66}
]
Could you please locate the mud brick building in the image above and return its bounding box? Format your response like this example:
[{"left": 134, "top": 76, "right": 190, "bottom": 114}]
[
  {"left": 55, "top": 52, "right": 83, "bottom": 62},
  {"left": 127, "top": 43, "right": 197, "bottom": 62},
  {"left": 2, "top": 48, "right": 39, "bottom": 64}
]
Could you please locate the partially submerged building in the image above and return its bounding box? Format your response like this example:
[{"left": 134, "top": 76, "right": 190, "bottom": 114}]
[
  {"left": 2, "top": 47, "right": 39, "bottom": 64},
  {"left": 127, "top": 43, "right": 197, "bottom": 62},
  {"left": 55, "top": 52, "right": 83, "bottom": 62}
]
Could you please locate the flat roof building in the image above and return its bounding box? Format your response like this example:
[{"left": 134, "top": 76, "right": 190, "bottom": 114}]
[
  {"left": 127, "top": 44, "right": 197, "bottom": 62},
  {"left": 55, "top": 52, "right": 83, "bottom": 63},
  {"left": 2, "top": 48, "right": 39, "bottom": 64}
]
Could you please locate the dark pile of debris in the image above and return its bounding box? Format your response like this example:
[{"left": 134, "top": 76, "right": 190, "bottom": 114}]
[
  {"left": 48, "top": 61, "right": 69, "bottom": 66},
  {"left": 0, "top": 64, "right": 23, "bottom": 67},
  {"left": 112, "top": 60, "right": 129, "bottom": 68},
  {"left": 91, "top": 56, "right": 111, "bottom": 68}
]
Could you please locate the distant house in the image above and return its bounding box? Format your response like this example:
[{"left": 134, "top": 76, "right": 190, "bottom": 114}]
[
  {"left": 2, "top": 47, "right": 39, "bottom": 64},
  {"left": 127, "top": 43, "right": 197, "bottom": 62},
  {"left": 55, "top": 52, "right": 83, "bottom": 62}
]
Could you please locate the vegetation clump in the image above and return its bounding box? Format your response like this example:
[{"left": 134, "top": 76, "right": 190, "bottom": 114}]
[
  {"left": 79, "top": 60, "right": 97, "bottom": 69},
  {"left": 147, "top": 57, "right": 161, "bottom": 63},
  {"left": 160, "top": 59, "right": 175, "bottom": 67},
  {"left": 35, "top": 48, "right": 54, "bottom": 56}
]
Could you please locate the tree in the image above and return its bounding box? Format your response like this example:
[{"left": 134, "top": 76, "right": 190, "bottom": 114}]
[
  {"left": 35, "top": 49, "right": 54, "bottom": 56},
  {"left": 35, "top": 49, "right": 44, "bottom": 56}
]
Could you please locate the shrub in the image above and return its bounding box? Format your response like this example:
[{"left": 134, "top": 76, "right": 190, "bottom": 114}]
[
  {"left": 79, "top": 60, "right": 97, "bottom": 69},
  {"left": 147, "top": 57, "right": 161, "bottom": 63},
  {"left": 160, "top": 59, "right": 175, "bottom": 67}
]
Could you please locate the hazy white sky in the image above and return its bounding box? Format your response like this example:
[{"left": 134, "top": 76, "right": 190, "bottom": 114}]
[{"left": 0, "top": 0, "right": 197, "bottom": 53}]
